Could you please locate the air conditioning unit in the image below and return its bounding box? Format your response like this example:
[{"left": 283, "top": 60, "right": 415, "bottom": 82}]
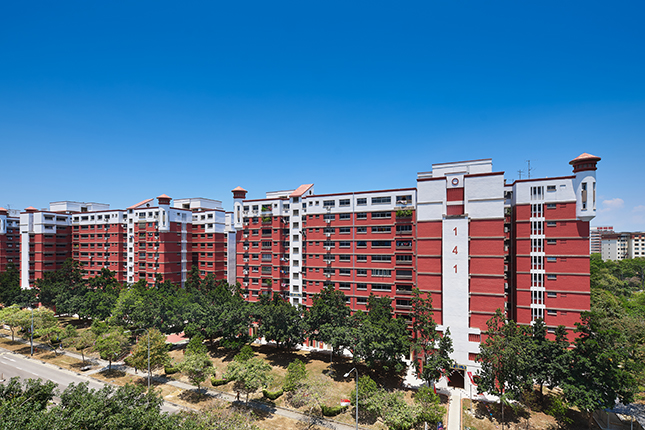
[
  {"left": 325, "top": 219, "right": 331, "bottom": 224},
  {"left": 326, "top": 233, "right": 331, "bottom": 237},
  {"left": 325, "top": 273, "right": 331, "bottom": 278}
]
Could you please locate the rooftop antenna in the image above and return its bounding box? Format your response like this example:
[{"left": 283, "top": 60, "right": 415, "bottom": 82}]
[
  {"left": 526, "top": 160, "right": 534, "bottom": 179},
  {"left": 517, "top": 169, "right": 524, "bottom": 180}
]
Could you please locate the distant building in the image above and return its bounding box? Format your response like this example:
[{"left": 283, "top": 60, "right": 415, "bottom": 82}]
[
  {"left": 0, "top": 207, "right": 21, "bottom": 274},
  {"left": 16, "top": 195, "right": 235, "bottom": 289},
  {"left": 600, "top": 231, "right": 645, "bottom": 261},
  {"left": 590, "top": 226, "right": 613, "bottom": 254}
]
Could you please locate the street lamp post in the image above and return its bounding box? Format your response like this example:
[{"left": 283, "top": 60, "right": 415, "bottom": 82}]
[
  {"left": 29, "top": 307, "right": 34, "bottom": 356},
  {"left": 344, "top": 367, "right": 358, "bottom": 430}
]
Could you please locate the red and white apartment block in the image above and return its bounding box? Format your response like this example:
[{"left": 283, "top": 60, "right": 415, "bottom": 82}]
[
  {"left": 2, "top": 153, "right": 599, "bottom": 389},
  {"left": 232, "top": 153, "right": 599, "bottom": 385},
  {"left": 16, "top": 195, "right": 236, "bottom": 289}
]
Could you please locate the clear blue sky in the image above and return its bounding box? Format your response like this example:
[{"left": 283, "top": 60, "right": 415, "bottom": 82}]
[{"left": 1, "top": 1, "right": 643, "bottom": 231}]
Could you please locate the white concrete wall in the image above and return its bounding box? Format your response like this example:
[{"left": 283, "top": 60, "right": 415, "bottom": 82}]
[{"left": 464, "top": 174, "right": 505, "bottom": 219}]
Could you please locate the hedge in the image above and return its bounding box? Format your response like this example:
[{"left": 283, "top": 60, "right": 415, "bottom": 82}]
[
  {"left": 321, "top": 405, "right": 348, "bottom": 416},
  {"left": 211, "top": 377, "right": 229, "bottom": 386},
  {"left": 164, "top": 365, "right": 180, "bottom": 375},
  {"left": 262, "top": 388, "right": 284, "bottom": 400}
]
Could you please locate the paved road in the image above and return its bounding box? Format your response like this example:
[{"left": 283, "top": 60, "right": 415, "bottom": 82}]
[{"left": 0, "top": 348, "right": 181, "bottom": 414}]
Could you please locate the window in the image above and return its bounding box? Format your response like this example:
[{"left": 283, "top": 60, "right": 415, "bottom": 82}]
[
  {"left": 339, "top": 227, "right": 351, "bottom": 234},
  {"left": 372, "top": 211, "right": 391, "bottom": 219},
  {"left": 339, "top": 241, "right": 351, "bottom": 248},
  {"left": 546, "top": 203, "right": 556, "bottom": 209},
  {"left": 339, "top": 199, "right": 350, "bottom": 207},
  {"left": 372, "top": 226, "right": 391, "bottom": 233},
  {"left": 547, "top": 309, "right": 558, "bottom": 316},
  {"left": 396, "top": 225, "right": 412, "bottom": 233},
  {"left": 356, "top": 255, "right": 367, "bottom": 262},
  {"left": 371, "top": 269, "right": 391, "bottom": 277},
  {"left": 547, "top": 274, "right": 557, "bottom": 280},
  {"left": 356, "top": 212, "right": 367, "bottom": 220},
  {"left": 357, "top": 269, "right": 367, "bottom": 276},
  {"left": 396, "top": 195, "right": 412, "bottom": 204},
  {"left": 357, "top": 297, "right": 368, "bottom": 304},
  {"left": 372, "top": 284, "right": 391, "bottom": 291},
  {"left": 372, "top": 241, "right": 391, "bottom": 248},
  {"left": 547, "top": 185, "right": 556, "bottom": 192},
  {"left": 531, "top": 204, "right": 543, "bottom": 218},
  {"left": 531, "top": 307, "right": 544, "bottom": 321},
  {"left": 323, "top": 214, "right": 335, "bottom": 221},
  {"left": 324, "top": 227, "right": 335, "bottom": 234},
  {"left": 547, "top": 239, "right": 557, "bottom": 245},
  {"left": 357, "top": 198, "right": 367, "bottom": 206},
  {"left": 546, "top": 221, "right": 556, "bottom": 227},
  {"left": 339, "top": 282, "right": 351, "bottom": 289},
  {"left": 396, "top": 269, "right": 413, "bottom": 278},
  {"left": 339, "top": 268, "right": 351, "bottom": 276},
  {"left": 339, "top": 213, "right": 351, "bottom": 220},
  {"left": 339, "top": 255, "right": 351, "bottom": 262},
  {"left": 547, "top": 256, "right": 557, "bottom": 262},
  {"left": 356, "top": 241, "right": 367, "bottom": 248},
  {"left": 372, "top": 196, "right": 391, "bottom": 205},
  {"left": 396, "top": 255, "right": 412, "bottom": 263},
  {"left": 547, "top": 292, "right": 557, "bottom": 298},
  {"left": 396, "top": 240, "right": 412, "bottom": 248},
  {"left": 323, "top": 200, "right": 335, "bottom": 208},
  {"left": 371, "top": 255, "right": 391, "bottom": 262},
  {"left": 531, "top": 186, "right": 544, "bottom": 200},
  {"left": 356, "top": 226, "right": 367, "bottom": 233}
]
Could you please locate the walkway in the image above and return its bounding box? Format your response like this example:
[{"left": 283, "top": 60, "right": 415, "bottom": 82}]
[{"left": 447, "top": 388, "right": 463, "bottom": 430}]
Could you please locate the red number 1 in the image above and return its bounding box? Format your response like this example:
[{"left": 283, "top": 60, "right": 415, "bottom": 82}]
[
  {"left": 453, "top": 264, "right": 457, "bottom": 273},
  {"left": 453, "top": 227, "right": 457, "bottom": 236}
]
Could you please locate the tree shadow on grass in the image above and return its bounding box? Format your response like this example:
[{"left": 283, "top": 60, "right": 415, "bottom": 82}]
[
  {"left": 99, "top": 369, "right": 127, "bottom": 379},
  {"left": 179, "top": 388, "right": 215, "bottom": 404}
]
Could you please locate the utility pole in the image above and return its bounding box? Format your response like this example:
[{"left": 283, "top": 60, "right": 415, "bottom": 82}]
[{"left": 517, "top": 169, "right": 524, "bottom": 180}]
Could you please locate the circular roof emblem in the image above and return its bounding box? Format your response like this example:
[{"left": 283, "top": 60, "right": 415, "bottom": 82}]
[{"left": 452, "top": 178, "right": 459, "bottom": 186}]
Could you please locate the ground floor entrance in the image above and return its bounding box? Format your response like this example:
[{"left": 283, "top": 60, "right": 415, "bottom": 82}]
[{"left": 447, "top": 369, "right": 465, "bottom": 389}]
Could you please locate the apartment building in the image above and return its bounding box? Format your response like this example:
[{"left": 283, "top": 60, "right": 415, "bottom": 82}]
[
  {"left": 17, "top": 195, "right": 234, "bottom": 289},
  {"left": 0, "top": 208, "right": 21, "bottom": 273},
  {"left": 590, "top": 226, "right": 613, "bottom": 254},
  {"left": 233, "top": 153, "right": 599, "bottom": 387},
  {"left": 600, "top": 231, "right": 645, "bottom": 261}
]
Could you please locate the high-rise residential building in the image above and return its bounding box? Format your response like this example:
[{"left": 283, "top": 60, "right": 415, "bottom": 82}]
[
  {"left": 600, "top": 231, "right": 645, "bottom": 261},
  {"left": 590, "top": 226, "right": 613, "bottom": 254},
  {"left": 17, "top": 195, "right": 234, "bottom": 289},
  {"left": 233, "top": 153, "right": 599, "bottom": 388},
  {"left": 0, "top": 207, "right": 21, "bottom": 273},
  {"left": 1, "top": 153, "right": 599, "bottom": 391}
]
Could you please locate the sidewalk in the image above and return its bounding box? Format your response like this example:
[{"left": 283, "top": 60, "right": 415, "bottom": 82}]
[
  {"left": 0, "top": 332, "right": 362, "bottom": 430},
  {"left": 447, "top": 388, "right": 463, "bottom": 430}
]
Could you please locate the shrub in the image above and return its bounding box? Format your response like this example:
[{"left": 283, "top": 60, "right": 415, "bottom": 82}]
[
  {"left": 234, "top": 345, "right": 255, "bottom": 362},
  {"left": 321, "top": 405, "right": 348, "bottom": 416},
  {"left": 396, "top": 209, "right": 413, "bottom": 218},
  {"left": 284, "top": 359, "right": 307, "bottom": 392},
  {"left": 262, "top": 388, "right": 284, "bottom": 400},
  {"left": 211, "top": 376, "right": 229, "bottom": 386},
  {"left": 164, "top": 364, "right": 180, "bottom": 375}
]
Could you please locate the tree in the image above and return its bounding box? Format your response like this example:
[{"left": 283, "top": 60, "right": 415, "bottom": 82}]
[
  {"left": 256, "top": 293, "right": 305, "bottom": 349},
  {"left": 561, "top": 311, "right": 638, "bottom": 428},
  {"left": 283, "top": 359, "right": 308, "bottom": 392},
  {"left": 185, "top": 333, "right": 208, "bottom": 356},
  {"left": 287, "top": 374, "right": 331, "bottom": 416},
  {"left": 0, "top": 305, "right": 24, "bottom": 341},
  {"left": 179, "top": 351, "right": 214, "bottom": 394},
  {"left": 415, "top": 385, "right": 445, "bottom": 427},
  {"left": 0, "top": 263, "right": 22, "bottom": 306},
  {"left": 225, "top": 356, "right": 272, "bottom": 403},
  {"left": 125, "top": 329, "right": 170, "bottom": 375},
  {"left": 95, "top": 329, "right": 129, "bottom": 371},
  {"left": 351, "top": 295, "right": 410, "bottom": 372},
  {"left": 477, "top": 309, "right": 534, "bottom": 427},
  {"left": 530, "top": 320, "right": 569, "bottom": 397},
  {"left": 35, "top": 326, "right": 64, "bottom": 355},
  {"left": 64, "top": 328, "right": 96, "bottom": 363},
  {"left": 304, "top": 284, "right": 352, "bottom": 357},
  {"left": 411, "top": 288, "right": 455, "bottom": 385}
]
